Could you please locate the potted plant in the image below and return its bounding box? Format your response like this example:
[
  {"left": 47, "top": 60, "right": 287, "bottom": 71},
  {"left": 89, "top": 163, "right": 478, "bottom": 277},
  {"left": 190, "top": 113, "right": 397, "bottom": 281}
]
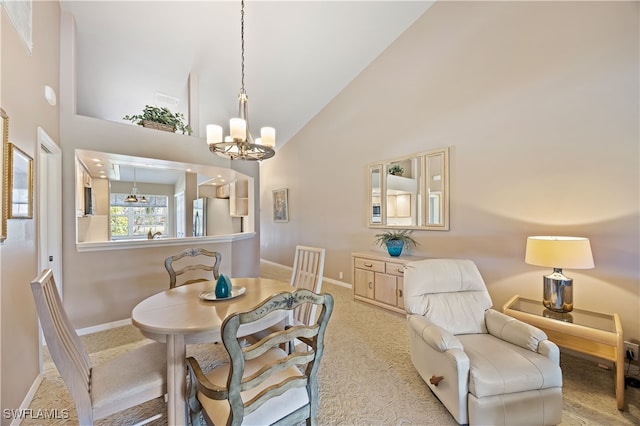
[
  {"left": 388, "top": 164, "right": 404, "bottom": 176},
  {"left": 123, "top": 105, "right": 192, "bottom": 135},
  {"left": 373, "top": 229, "right": 418, "bottom": 257}
]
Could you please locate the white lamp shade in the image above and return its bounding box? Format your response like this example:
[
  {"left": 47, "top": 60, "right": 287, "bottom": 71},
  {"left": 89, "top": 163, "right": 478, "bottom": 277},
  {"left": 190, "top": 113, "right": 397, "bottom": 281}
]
[
  {"left": 261, "top": 127, "right": 276, "bottom": 148},
  {"left": 206, "top": 124, "right": 223, "bottom": 144},
  {"left": 230, "top": 118, "right": 246, "bottom": 140},
  {"left": 525, "top": 236, "right": 594, "bottom": 269}
]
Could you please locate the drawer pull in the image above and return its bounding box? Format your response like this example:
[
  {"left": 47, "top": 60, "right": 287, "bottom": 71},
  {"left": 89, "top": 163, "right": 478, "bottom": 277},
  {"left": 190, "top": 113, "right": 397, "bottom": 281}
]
[
  {"left": 369, "top": 282, "right": 373, "bottom": 289},
  {"left": 364, "top": 263, "right": 373, "bottom": 268},
  {"left": 397, "top": 268, "right": 404, "bottom": 274},
  {"left": 398, "top": 289, "right": 403, "bottom": 297}
]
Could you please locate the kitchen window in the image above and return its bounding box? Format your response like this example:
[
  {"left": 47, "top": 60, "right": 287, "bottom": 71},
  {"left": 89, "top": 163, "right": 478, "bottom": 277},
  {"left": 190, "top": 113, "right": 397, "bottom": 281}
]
[{"left": 110, "top": 194, "right": 168, "bottom": 240}]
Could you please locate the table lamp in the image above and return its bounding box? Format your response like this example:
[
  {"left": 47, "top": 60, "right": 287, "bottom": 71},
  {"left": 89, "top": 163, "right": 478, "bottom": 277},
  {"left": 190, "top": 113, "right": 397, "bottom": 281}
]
[{"left": 525, "top": 236, "right": 594, "bottom": 313}]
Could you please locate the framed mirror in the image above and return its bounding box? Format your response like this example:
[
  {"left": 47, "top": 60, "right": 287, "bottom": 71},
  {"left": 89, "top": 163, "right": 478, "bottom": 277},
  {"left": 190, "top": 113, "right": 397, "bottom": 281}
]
[
  {"left": 368, "top": 147, "right": 449, "bottom": 230},
  {"left": 7, "top": 143, "right": 34, "bottom": 219}
]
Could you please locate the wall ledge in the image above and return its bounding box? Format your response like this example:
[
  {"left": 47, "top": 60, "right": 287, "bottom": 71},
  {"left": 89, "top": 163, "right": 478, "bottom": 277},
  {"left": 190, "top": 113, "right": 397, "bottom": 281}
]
[{"left": 76, "top": 232, "right": 255, "bottom": 252}]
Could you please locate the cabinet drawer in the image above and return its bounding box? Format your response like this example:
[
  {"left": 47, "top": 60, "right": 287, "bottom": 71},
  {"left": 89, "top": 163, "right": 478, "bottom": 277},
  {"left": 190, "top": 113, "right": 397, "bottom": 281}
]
[
  {"left": 385, "top": 262, "right": 405, "bottom": 277},
  {"left": 354, "top": 258, "right": 385, "bottom": 273}
]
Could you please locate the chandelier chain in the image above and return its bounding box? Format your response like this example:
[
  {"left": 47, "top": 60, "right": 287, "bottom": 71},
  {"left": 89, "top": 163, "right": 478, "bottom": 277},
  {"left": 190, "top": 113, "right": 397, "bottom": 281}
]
[{"left": 240, "top": 0, "right": 245, "bottom": 94}]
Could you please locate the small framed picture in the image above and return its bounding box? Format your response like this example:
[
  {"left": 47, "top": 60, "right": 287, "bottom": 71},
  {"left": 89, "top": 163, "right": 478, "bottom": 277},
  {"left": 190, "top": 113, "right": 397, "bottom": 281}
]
[
  {"left": 272, "top": 188, "right": 289, "bottom": 222},
  {"left": 7, "top": 143, "right": 33, "bottom": 219}
]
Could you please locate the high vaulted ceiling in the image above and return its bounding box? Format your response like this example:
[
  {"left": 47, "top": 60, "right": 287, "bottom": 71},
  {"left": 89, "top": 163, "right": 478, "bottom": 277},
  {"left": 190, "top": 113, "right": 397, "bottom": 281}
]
[{"left": 60, "top": 1, "right": 433, "bottom": 152}]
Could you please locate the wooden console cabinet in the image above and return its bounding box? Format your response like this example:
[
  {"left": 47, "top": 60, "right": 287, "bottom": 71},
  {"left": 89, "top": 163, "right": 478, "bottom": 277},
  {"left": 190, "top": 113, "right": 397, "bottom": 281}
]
[{"left": 352, "top": 251, "right": 425, "bottom": 314}]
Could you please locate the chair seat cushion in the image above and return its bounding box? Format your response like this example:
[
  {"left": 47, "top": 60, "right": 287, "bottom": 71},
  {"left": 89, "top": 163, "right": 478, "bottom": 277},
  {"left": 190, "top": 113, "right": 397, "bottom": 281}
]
[
  {"left": 199, "top": 347, "right": 309, "bottom": 425},
  {"left": 458, "top": 334, "right": 562, "bottom": 399},
  {"left": 91, "top": 341, "right": 167, "bottom": 419}
]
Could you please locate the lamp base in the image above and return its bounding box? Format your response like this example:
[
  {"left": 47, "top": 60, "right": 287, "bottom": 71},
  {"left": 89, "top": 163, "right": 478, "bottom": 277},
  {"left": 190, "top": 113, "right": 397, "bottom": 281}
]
[
  {"left": 543, "top": 269, "right": 573, "bottom": 313},
  {"left": 543, "top": 309, "right": 574, "bottom": 322}
]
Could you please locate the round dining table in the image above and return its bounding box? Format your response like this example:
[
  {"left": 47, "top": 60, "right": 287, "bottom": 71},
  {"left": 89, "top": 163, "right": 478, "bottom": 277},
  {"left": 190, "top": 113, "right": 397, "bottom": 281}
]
[{"left": 131, "top": 277, "right": 293, "bottom": 425}]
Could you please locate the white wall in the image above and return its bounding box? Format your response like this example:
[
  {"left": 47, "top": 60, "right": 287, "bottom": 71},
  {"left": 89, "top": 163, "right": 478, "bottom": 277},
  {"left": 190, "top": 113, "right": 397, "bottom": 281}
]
[{"left": 260, "top": 2, "right": 640, "bottom": 338}]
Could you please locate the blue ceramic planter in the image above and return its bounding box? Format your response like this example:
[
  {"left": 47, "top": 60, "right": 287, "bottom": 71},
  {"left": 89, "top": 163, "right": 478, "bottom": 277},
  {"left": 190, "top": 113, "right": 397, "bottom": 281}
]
[
  {"left": 386, "top": 240, "right": 404, "bottom": 257},
  {"left": 215, "top": 274, "right": 231, "bottom": 298}
]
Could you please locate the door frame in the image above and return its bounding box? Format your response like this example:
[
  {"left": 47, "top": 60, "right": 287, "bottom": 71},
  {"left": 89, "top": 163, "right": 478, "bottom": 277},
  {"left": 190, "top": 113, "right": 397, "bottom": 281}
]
[
  {"left": 37, "top": 127, "right": 62, "bottom": 292},
  {"left": 37, "top": 127, "right": 62, "bottom": 368}
]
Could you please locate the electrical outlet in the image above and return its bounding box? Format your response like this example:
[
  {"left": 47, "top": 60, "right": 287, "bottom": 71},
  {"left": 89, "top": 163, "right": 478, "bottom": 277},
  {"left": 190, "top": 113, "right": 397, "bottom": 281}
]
[{"left": 624, "top": 341, "right": 639, "bottom": 362}]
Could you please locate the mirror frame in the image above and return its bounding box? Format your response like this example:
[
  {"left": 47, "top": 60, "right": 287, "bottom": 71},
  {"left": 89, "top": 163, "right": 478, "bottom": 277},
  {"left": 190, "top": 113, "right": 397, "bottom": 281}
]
[{"left": 368, "top": 147, "right": 449, "bottom": 231}]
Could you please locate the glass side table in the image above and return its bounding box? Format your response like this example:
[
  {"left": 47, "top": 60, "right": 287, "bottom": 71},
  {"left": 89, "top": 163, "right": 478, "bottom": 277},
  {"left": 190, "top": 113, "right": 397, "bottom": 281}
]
[{"left": 503, "top": 295, "right": 625, "bottom": 410}]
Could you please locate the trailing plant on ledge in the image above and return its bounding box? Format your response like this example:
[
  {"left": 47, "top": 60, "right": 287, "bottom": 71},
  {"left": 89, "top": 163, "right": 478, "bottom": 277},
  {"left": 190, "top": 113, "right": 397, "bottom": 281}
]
[{"left": 123, "top": 105, "right": 192, "bottom": 135}]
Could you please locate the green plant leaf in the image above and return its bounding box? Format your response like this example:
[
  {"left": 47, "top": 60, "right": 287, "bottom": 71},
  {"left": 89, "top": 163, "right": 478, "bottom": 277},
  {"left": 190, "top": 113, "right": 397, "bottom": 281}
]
[
  {"left": 122, "top": 105, "right": 192, "bottom": 134},
  {"left": 373, "top": 229, "right": 418, "bottom": 249}
]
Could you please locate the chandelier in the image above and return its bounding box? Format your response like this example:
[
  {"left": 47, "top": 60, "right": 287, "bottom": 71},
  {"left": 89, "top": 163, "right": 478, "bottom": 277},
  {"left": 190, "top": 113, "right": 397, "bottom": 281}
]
[
  {"left": 125, "top": 168, "right": 147, "bottom": 203},
  {"left": 206, "top": 0, "right": 275, "bottom": 161}
]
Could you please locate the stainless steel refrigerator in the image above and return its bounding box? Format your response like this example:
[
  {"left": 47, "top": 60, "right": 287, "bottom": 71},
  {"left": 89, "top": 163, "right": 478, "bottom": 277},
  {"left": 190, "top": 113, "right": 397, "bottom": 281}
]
[{"left": 193, "top": 197, "right": 238, "bottom": 237}]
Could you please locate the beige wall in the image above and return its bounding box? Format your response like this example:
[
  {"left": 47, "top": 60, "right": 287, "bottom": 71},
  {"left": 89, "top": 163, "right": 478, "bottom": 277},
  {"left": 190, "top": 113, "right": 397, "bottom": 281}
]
[
  {"left": 1, "top": 0, "right": 638, "bottom": 418},
  {"left": 59, "top": 12, "right": 261, "bottom": 329},
  {"left": 1, "top": 1, "right": 60, "bottom": 422},
  {"left": 260, "top": 2, "right": 640, "bottom": 338}
]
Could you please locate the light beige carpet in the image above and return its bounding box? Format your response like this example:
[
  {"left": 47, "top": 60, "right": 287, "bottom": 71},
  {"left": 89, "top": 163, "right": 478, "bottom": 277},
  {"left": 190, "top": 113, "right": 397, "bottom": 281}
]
[{"left": 25, "top": 275, "right": 640, "bottom": 425}]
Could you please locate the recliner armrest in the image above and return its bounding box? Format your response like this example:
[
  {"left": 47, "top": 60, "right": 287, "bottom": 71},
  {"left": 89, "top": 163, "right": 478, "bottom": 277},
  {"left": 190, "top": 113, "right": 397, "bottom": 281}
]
[
  {"left": 485, "top": 309, "right": 549, "bottom": 353},
  {"left": 407, "top": 314, "right": 464, "bottom": 352},
  {"left": 537, "top": 339, "right": 560, "bottom": 363}
]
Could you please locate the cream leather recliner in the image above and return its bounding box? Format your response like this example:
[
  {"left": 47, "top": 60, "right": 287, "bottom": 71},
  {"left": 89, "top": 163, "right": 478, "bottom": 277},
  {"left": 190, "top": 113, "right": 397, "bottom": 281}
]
[{"left": 404, "top": 259, "right": 563, "bottom": 426}]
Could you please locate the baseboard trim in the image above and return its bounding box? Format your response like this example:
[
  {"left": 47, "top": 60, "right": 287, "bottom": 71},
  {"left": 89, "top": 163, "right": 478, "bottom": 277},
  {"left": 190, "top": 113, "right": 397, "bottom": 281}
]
[
  {"left": 76, "top": 318, "right": 132, "bottom": 336},
  {"left": 260, "top": 258, "right": 352, "bottom": 289}
]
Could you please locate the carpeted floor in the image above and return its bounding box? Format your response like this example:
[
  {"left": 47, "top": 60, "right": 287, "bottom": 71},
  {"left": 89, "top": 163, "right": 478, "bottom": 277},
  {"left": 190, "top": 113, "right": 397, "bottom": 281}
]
[{"left": 24, "top": 266, "right": 640, "bottom": 425}]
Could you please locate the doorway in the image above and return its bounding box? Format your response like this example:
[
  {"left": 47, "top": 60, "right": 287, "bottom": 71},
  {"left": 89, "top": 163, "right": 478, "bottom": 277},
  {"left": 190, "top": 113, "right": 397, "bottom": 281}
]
[
  {"left": 37, "top": 127, "right": 62, "bottom": 292},
  {"left": 37, "top": 128, "right": 62, "bottom": 370}
]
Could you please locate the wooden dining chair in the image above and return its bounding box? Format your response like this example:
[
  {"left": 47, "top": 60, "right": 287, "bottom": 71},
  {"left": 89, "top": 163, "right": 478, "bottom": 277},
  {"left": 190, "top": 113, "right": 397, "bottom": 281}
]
[
  {"left": 186, "top": 288, "right": 334, "bottom": 426},
  {"left": 248, "top": 245, "right": 325, "bottom": 351},
  {"left": 164, "top": 248, "right": 222, "bottom": 288},
  {"left": 290, "top": 246, "right": 325, "bottom": 326},
  {"left": 30, "top": 269, "right": 167, "bottom": 425}
]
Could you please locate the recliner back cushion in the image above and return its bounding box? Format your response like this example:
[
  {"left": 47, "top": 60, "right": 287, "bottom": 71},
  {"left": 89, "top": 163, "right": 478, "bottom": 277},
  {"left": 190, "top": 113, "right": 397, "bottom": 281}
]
[
  {"left": 422, "top": 292, "right": 490, "bottom": 334},
  {"left": 404, "top": 259, "right": 492, "bottom": 335}
]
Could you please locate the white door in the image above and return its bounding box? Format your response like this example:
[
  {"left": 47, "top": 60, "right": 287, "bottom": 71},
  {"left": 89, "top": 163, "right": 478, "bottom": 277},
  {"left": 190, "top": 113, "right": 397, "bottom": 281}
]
[{"left": 38, "top": 127, "right": 62, "bottom": 291}]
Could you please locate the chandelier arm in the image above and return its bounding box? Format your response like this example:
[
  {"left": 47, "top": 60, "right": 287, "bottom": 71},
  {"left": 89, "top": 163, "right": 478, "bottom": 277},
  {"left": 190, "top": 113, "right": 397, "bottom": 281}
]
[{"left": 209, "top": 141, "right": 274, "bottom": 161}]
